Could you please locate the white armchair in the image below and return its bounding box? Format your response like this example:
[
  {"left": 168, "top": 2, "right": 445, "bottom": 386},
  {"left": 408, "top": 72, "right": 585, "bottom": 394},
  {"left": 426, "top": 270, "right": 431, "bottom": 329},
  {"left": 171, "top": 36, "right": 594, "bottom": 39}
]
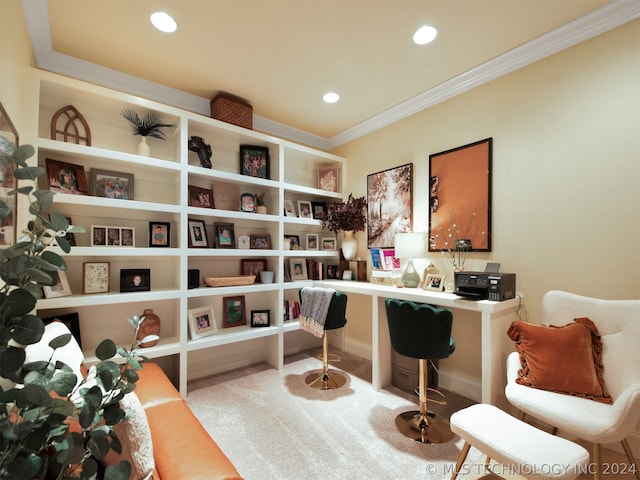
[{"left": 505, "top": 290, "right": 640, "bottom": 480}]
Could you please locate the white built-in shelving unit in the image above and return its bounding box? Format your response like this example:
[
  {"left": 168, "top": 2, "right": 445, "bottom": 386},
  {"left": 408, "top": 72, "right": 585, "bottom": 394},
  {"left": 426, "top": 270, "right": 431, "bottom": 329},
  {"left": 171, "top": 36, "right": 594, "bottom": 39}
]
[{"left": 30, "top": 69, "right": 346, "bottom": 395}]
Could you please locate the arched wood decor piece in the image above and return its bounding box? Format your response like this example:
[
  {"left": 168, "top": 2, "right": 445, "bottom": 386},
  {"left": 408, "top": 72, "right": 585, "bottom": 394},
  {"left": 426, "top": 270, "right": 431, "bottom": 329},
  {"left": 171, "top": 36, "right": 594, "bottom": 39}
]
[{"left": 50, "top": 105, "right": 91, "bottom": 146}]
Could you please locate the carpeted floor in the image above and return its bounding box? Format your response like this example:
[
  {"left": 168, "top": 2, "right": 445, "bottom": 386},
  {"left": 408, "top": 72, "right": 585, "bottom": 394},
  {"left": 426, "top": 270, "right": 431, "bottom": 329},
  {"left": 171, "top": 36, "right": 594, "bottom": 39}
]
[{"left": 187, "top": 347, "right": 636, "bottom": 480}]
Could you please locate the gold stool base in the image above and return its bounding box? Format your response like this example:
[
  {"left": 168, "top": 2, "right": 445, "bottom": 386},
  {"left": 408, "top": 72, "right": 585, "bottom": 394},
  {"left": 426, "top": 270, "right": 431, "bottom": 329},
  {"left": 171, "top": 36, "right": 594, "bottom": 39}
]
[
  {"left": 304, "top": 370, "right": 348, "bottom": 390},
  {"left": 394, "top": 410, "right": 455, "bottom": 444}
]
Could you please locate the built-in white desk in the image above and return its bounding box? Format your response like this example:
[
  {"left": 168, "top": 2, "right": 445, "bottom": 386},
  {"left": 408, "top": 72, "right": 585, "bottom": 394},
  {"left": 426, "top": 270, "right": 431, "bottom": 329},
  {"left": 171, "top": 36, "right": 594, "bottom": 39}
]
[{"left": 314, "top": 280, "right": 522, "bottom": 408}]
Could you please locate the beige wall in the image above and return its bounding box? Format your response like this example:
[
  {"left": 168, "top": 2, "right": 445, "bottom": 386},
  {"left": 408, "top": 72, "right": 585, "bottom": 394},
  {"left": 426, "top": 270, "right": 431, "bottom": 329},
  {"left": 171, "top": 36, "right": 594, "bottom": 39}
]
[
  {"left": 0, "top": 0, "right": 34, "bottom": 135},
  {"left": 332, "top": 21, "right": 640, "bottom": 362}
]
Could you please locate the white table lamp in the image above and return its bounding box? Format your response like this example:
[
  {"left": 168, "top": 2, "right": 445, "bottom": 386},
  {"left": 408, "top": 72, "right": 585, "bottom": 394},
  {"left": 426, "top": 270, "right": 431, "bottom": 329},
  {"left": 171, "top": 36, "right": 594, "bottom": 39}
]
[{"left": 395, "top": 232, "right": 426, "bottom": 288}]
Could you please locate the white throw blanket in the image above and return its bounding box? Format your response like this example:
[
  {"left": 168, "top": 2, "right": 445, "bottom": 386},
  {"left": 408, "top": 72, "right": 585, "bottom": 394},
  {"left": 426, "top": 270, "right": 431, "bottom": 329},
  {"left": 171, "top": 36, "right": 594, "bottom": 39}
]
[{"left": 299, "top": 287, "right": 335, "bottom": 338}]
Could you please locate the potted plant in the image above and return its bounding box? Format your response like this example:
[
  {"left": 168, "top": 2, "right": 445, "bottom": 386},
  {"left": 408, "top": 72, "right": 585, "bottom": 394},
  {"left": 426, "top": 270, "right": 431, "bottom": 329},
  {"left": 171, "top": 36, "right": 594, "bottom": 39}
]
[
  {"left": 319, "top": 193, "right": 367, "bottom": 261},
  {"left": 121, "top": 108, "right": 174, "bottom": 156},
  {"left": 0, "top": 145, "right": 157, "bottom": 479}
]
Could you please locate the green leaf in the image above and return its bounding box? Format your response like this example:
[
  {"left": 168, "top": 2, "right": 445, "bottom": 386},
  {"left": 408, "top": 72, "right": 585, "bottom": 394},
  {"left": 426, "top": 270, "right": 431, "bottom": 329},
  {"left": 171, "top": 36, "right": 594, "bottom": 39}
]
[
  {"left": 10, "top": 144, "right": 36, "bottom": 166},
  {"left": 49, "top": 332, "right": 72, "bottom": 350},
  {"left": 95, "top": 339, "right": 117, "bottom": 360},
  {"left": 16, "top": 383, "right": 52, "bottom": 409},
  {"left": 96, "top": 360, "right": 120, "bottom": 390},
  {"left": 4, "top": 288, "right": 37, "bottom": 317},
  {"left": 55, "top": 444, "right": 86, "bottom": 466},
  {"left": 13, "top": 165, "right": 45, "bottom": 181},
  {"left": 103, "top": 401, "right": 125, "bottom": 426},
  {"left": 7, "top": 314, "right": 44, "bottom": 345},
  {"left": 104, "top": 460, "right": 132, "bottom": 480},
  {"left": 79, "top": 456, "right": 99, "bottom": 479},
  {"left": 87, "top": 434, "right": 111, "bottom": 459},
  {"left": 79, "top": 401, "right": 98, "bottom": 430},
  {"left": 0, "top": 346, "right": 25, "bottom": 380},
  {"left": 51, "top": 371, "right": 78, "bottom": 396}
]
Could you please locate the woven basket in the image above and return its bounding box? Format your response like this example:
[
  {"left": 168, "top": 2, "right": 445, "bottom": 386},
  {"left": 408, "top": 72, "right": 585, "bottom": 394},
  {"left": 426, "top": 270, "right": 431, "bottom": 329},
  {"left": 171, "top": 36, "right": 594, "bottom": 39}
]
[{"left": 210, "top": 94, "right": 253, "bottom": 130}]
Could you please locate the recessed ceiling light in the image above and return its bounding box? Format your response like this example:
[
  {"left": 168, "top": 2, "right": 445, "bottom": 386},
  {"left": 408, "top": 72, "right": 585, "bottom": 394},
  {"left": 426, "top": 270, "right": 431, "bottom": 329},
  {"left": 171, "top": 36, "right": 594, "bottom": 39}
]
[
  {"left": 413, "top": 25, "right": 437, "bottom": 45},
  {"left": 323, "top": 92, "right": 340, "bottom": 104},
  {"left": 150, "top": 12, "right": 177, "bottom": 33}
]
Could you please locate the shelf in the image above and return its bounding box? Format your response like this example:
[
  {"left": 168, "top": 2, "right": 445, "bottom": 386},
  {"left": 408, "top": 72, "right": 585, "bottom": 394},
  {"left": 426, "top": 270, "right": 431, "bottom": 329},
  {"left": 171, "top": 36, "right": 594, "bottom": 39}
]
[{"left": 32, "top": 68, "right": 347, "bottom": 394}]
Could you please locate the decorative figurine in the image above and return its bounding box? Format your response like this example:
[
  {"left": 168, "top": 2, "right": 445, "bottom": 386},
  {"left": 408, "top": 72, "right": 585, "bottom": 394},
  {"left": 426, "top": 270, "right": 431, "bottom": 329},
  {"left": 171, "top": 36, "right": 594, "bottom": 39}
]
[{"left": 189, "top": 136, "right": 213, "bottom": 168}]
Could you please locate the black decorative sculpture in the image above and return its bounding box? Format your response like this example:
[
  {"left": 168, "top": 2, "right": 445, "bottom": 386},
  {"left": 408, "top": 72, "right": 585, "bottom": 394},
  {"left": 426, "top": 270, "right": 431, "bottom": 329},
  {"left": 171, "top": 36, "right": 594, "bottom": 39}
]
[{"left": 188, "top": 136, "right": 212, "bottom": 169}]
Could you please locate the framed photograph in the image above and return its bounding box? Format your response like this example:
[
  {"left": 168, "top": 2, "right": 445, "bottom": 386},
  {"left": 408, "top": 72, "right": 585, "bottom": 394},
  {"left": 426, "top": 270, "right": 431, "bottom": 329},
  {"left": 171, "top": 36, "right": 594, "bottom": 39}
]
[
  {"left": 284, "top": 199, "right": 296, "bottom": 217},
  {"left": 187, "top": 306, "right": 217, "bottom": 340},
  {"left": 212, "top": 183, "right": 239, "bottom": 211},
  {"left": 188, "top": 185, "right": 214, "bottom": 208},
  {"left": 367, "top": 163, "right": 413, "bottom": 248},
  {"left": 289, "top": 258, "right": 308, "bottom": 281},
  {"left": 214, "top": 222, "right": 235, "bottom": 248},
  {"left": 240, "top": 145, "right": 269, "bottom": 179},
  {"left": 284, "top": 234, "right": 300, "bottom": 249},
  {"left": 188, "top": 219, "right": 208, "bottom": 248},
  {"left": 321, "top": 237, "right": 336, "bottom": 251},
  {"left": 42, "top": 270, "right": 72, "bottom": 299},
  {"left": 240, "top": 193, "right": 255, "bottom": 212},
  {"left": 119, "top": 268, "right": 151, "bottom": 293},
  {"left": 297, "top": 200, "right": 312, "bottom": 219},
  {"left": 82, "top": 262, "right": 110, "bottom": 294},
  {"left": 306, "top": 233, "right": 319, "bottom": 250},
  {"left": 241, "top": 258, "right": 267, "bottom": 278},
  {"left": 223, "top": 295, "right": 246, "bottom": 328},
  {"left": 318, "top": 166, "right": 339, "bottom": 192},
  {"left": 89, "top": 168, "right": 134, "bottom": 200},
  {"left": 237, "top": 234, "right": 250, "bottom": 249},
  {"left": 121, "top": 227, "right": 134, "bottom": 246},
  {"left": 422, "top": 273, "right": 445, "bottom": 292},
  {"left": 91, "top": 226, "right": 106, "bottom": 246},
  {"left": 149, "top": 221, "right": 170, "bottom": 247},
  {"left": 251, "top": 310, "right": 270, "bottom": 328},
  {"left": 91, "top": 225, "right": 135, "bottom": 247},
  {"left": 311, "top": 201, "right": 328, "bottom": 220},
  {"left": 46, "top": 158, "right": 89, "bottom": 195},
  {"left": 326, "top": 265, "right": 339, "bottom": 280},
  {"left": 250, "top": 234, "right": 271, "bottom": 249},
  {"left": 42, "top": 312, "right": 82, "bottom": 349},
  {"left": 0, "top": 102, "right": 18, "bottom": 247}
]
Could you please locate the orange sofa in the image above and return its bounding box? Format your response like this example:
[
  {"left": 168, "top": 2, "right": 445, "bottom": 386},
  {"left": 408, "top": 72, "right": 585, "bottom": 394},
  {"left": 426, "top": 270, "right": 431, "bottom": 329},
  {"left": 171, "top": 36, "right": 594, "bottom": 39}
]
[{"left": 134, "top": 362, "right": 243, "bottom": 480}]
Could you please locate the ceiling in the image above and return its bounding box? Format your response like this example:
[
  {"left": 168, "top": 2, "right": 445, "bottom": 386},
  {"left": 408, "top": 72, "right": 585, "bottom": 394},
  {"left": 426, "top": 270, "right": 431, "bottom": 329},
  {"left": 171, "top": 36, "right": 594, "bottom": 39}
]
[{"left": 22, "top": 1, "right": 638, "bottom": 149}]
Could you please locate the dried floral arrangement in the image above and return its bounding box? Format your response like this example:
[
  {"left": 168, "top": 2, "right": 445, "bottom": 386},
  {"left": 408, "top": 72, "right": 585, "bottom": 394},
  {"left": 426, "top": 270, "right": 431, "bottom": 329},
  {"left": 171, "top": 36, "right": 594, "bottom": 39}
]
[
  {"left": 432, "top": 209, "right": 485, "bottom": 270},
  {"left": 320, "top": 193, "right": 367, "bottom": 233}
]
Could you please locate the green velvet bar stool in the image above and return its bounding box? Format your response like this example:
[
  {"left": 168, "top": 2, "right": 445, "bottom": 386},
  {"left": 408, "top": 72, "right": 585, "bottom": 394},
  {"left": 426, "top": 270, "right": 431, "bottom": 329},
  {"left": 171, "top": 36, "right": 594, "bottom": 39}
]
[
  {"left": 300, "top": 290, "right": 348, "bottom": 390},
  {"left": 384, "top": 298, "right": 456, "bottom": 444}
]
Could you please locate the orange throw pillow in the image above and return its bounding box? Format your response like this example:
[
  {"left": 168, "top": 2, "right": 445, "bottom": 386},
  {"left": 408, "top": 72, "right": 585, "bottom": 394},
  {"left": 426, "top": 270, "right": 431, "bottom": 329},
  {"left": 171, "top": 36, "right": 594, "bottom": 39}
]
[{"left": 507, "top": 317, "right": 611, "bottom": 404}]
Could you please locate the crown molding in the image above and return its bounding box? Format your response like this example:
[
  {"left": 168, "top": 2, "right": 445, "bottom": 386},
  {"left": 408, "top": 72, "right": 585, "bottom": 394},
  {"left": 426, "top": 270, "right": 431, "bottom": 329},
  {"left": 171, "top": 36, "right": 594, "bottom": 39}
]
[{"left": 21, "top": 0, "right": 639, "bottom": 151}]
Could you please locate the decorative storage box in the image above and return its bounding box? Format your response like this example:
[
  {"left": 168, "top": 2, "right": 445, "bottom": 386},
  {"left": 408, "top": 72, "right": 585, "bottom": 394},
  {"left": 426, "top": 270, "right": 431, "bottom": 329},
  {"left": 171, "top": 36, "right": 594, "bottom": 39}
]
[{"left": 210, "top": 94, "right": 253, "bottom": 130}]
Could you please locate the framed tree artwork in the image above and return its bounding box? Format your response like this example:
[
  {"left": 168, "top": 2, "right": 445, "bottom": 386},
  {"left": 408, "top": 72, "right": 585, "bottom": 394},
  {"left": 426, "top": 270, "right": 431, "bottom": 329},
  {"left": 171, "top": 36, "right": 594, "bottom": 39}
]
[{"left": 367, "top": 163, "right": 413, "bottom": 248}]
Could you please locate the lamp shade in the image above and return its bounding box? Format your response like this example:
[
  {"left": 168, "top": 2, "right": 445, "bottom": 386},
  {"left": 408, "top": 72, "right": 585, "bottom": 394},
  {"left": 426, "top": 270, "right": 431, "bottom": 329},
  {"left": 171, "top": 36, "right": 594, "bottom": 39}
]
[{"left": 395, "top": 232, "right": 427, "bottom": 259}]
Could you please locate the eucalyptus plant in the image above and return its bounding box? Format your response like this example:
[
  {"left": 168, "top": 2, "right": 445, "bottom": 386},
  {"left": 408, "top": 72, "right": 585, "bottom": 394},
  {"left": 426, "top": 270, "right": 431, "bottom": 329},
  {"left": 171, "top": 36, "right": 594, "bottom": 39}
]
[{"left": 0, "top": 145, "right": 156, "bottom": 479}]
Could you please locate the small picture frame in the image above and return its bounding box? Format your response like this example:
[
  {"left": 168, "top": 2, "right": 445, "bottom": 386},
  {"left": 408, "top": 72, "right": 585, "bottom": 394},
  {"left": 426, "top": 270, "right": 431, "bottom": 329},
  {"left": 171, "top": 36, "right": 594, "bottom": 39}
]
[
  {"left": 42, "top": 270, "right": 72, "bottom": 299},
  {"left": 321, "top": 237, "right": 336, "bottom": 250},
  {"left": 306, "top": 233, "right": 319, "bottom": 250},
  {"left": 284, "top": 234, "right": 300, "bottom": 249},
  {"left": 89, "top": 168, "right": 134, "bottom": 200},
  {"left": 46, "top": 158, "right": 89, "bottom": 195},
  {"left": 237, "top": 235, "right": 250, "bottom": 249},
  {"left": 297, "top": 200, "right": 312, "bottom": 219},
  {"left": 214, "top": 222, "right": 235, "bottom": 248},
  {"left": 223, "top": 295, "right": 246, "bottom": 328},
  {"left": 284, "top": 199, "right": 296, "bottom": 217},
  {"left": 120, "top": 268, "right": 151, "bottom": 293},
  {"left": 423, "top": 273, "right": 445, "bottom": 292},
  {"left": 326, "top": 265, "right": 339, "bottom": 280},
  {"left": 289, "top": 258, "right": 308, "bottom": 281},
  {"left": 250, "top": 234, "right": 271, "bottom": 249},
  {"left": 311, "top": 201, "right": 328, "bottom": 220},
  {"left": 83, "top": 262, "right": 110, "bottom": 294},
  {"left": 318, "top": 166, "right": 339, "bottom": 192},
  {"left": 149, "top": 221, "right": 170, "bottom": 247},
  {"left": 91, "top": 225, "right": 135, "bottom": 247},
  {"left": 241, "top": 258, "right": 268, "bottom": 278},
  {"left": 188, "top": 185, "right": 214, "bottom": 208},
  {"left": 188, "top": 219, "right": 208, "bottom": 248},
  {"left": 240, "top": 145, "right": 270, "bottom": 179},
  {"left": 240, "top": 193, "right": 255, "bottom": 212},
  {"left": 187, "top": 306, "right": 218, "bottom": 340},
  {"left": 251, "top": 310, "right": 270, "bottom": 328}
]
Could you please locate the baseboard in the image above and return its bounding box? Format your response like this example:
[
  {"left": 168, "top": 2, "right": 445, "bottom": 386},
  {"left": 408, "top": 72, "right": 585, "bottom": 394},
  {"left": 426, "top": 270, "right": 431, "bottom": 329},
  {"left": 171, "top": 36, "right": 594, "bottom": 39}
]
[
  {"left": 437, "top": 369, "right": 482, "bottom": 403},
  {"left": 344, "top": 338, "right": 372, "bottom": 361}
]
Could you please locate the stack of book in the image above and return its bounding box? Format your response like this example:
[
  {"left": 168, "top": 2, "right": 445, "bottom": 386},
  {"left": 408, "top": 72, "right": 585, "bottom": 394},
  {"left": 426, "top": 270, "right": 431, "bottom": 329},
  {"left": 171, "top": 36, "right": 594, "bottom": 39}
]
[{"left": 283, "top": 300, "right": 300, "bottom": 321}]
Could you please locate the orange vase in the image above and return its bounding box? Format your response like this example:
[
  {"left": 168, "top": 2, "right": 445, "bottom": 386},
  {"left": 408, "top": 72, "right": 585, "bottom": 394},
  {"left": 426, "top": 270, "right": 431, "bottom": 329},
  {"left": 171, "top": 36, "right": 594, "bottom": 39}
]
[{"left": 137, "top": 308, "right": 160, "bottom": 347}]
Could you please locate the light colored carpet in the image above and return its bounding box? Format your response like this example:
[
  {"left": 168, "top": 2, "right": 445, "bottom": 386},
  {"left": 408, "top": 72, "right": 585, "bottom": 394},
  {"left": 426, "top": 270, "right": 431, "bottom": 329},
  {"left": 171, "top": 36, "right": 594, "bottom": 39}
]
[{"left": 187, "top": 350, "right": 486, "bottom": 480}]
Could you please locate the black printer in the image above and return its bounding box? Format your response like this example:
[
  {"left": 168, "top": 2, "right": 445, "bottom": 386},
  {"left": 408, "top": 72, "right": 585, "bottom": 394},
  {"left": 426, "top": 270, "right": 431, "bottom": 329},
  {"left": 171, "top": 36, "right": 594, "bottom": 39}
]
[{"left": 454, "top": 271, "right": 516, "bottom": 301}]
